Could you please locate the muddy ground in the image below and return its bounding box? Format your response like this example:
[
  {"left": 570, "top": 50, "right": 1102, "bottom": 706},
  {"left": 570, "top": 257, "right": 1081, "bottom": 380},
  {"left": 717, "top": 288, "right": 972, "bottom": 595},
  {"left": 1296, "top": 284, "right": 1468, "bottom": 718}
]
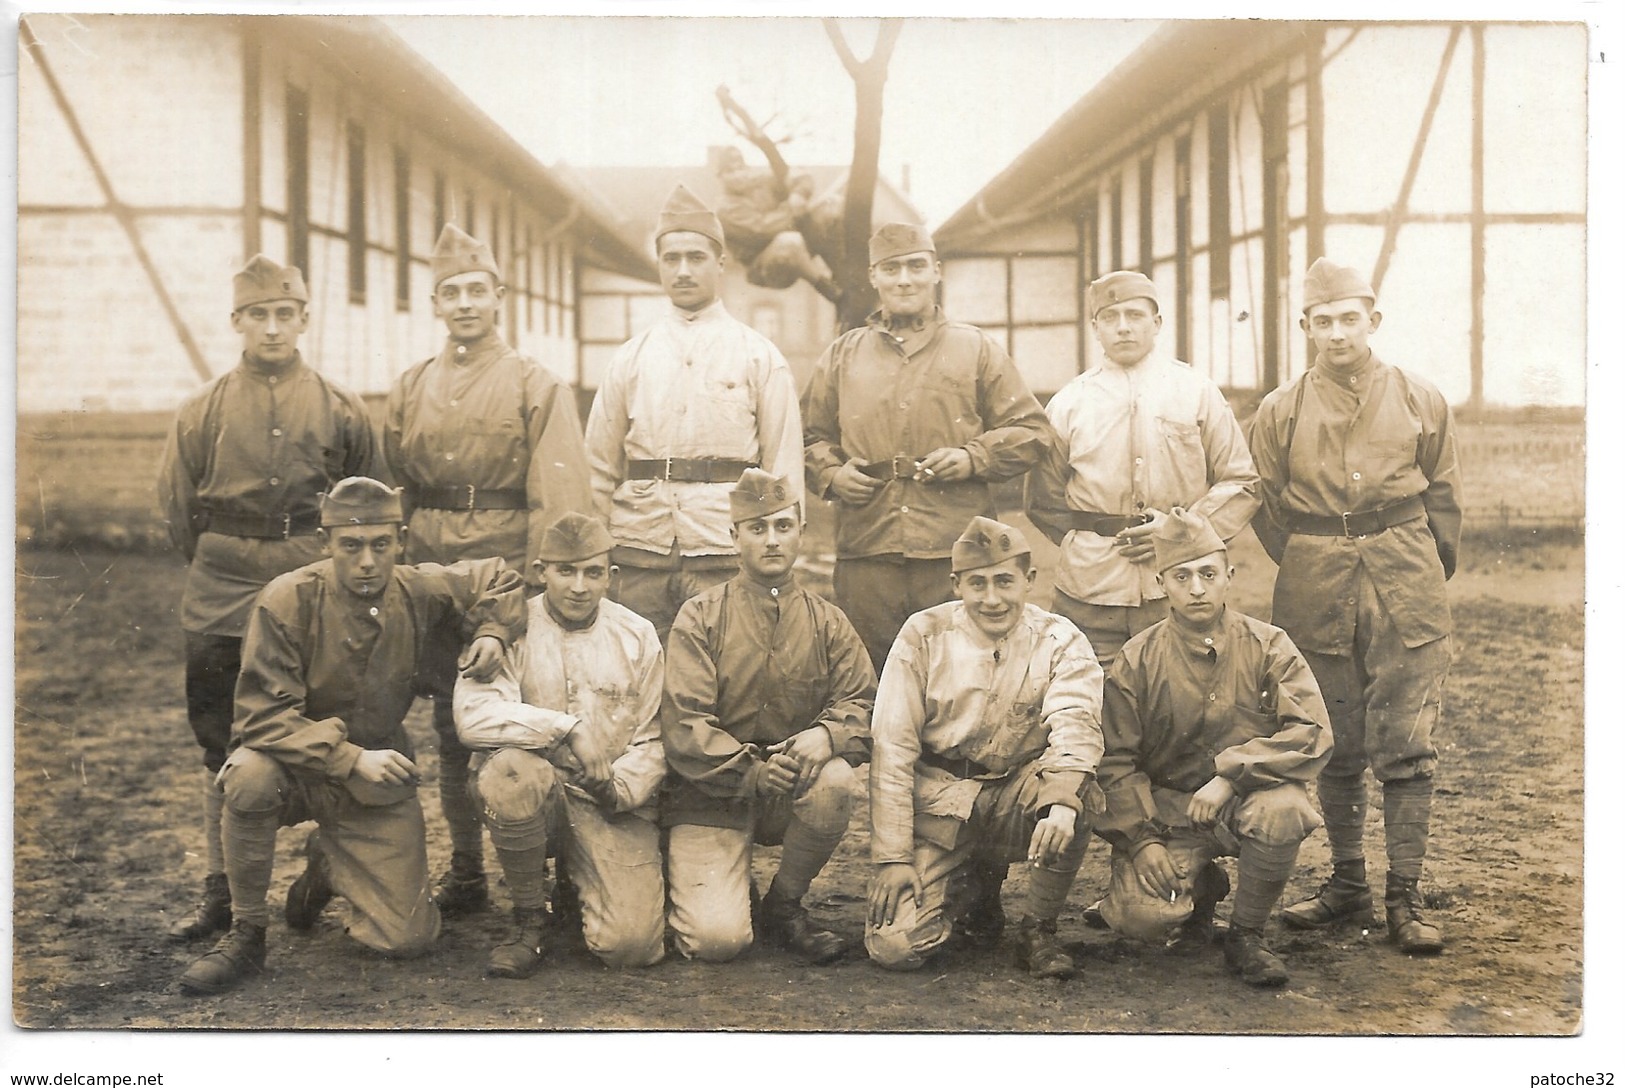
[{"left": 10, "top": 530, "right": 1585, "bottom": 1036}]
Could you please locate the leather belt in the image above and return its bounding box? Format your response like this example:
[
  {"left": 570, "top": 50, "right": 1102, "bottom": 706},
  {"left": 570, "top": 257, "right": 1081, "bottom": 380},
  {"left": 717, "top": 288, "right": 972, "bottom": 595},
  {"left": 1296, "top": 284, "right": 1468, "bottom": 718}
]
[
  {"left": 416, "top": 486, "right": 528, "bottom": 511},
  {"left": 1285, "top": 495, "right": 1427, "bottom": 538},
  {"left": 918, "top": 749, "right": 994, "bottom": 780},
  {"left": 1032, "top": 508, "right": 1154, "bottom": 536},
  {"left": 856, "top": 454, "right": 927, "bottom": 482},
  {"left": 625, "top": 458, "right": 756, "bottom": 483},
  {"left": 195, "top": 509, "right": 321, "bottom": 540}
]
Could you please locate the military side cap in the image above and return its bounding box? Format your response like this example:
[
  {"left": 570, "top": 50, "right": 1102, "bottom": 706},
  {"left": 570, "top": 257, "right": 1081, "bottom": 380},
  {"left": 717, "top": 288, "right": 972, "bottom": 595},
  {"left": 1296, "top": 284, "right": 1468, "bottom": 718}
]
[
  {"left": 1302, "top": 257, "right": 1375, "bottom": 312},
  {"left": 951, "top": 515, "right": 1031, "bottom": 574},
  {"left": 729, "top": 468, "right": 796, "bottom": 523},
  {"left": 868, "top": 222, "right": 936, "bottom": 266},
  {"left": 431, "top": 223, "right": 502, "bottom": 287},
  {"left": 233, "top": 255, "right": 309, "bottom": 311},
  {"left": 320, "top": 477, "right": 404, "bottom": 527},
  {"left": 1087, "top": 270, "right": 1158, "bottom": 318},
  {"left": 535, "top": 512, "right": 615, "bottom": 563},
  {"left": 1152, "top": 507, "right": 1227, "bottom": 573},
  {"left": 656, "top": 184, "right": 725, "bottom": 249}
]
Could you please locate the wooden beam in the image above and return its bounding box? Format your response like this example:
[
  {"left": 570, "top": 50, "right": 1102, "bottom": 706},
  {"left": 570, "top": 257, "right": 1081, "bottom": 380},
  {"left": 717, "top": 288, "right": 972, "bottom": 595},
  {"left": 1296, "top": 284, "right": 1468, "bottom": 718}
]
[
  {"left": 1371, "top": 25, "right": 1463, "bottom": 294},
  {"left": 1470, "top": 24, "right": 1486, "bottom": 412},
  {"left": 20, "top": 18, "right": 214, "bottom": 384}
]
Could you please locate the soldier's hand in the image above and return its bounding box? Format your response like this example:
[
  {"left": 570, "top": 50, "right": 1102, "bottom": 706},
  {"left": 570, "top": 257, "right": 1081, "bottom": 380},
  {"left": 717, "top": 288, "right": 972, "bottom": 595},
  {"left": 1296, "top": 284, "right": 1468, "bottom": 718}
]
[
  {"left": 1186, "top": 776, "right": 1236, "bottom": 829},
  {"left": 1115, "top": 510, "right": 1164, "bottom": 565},
  {"left": 830, "top": 460, "right": 883, "bottom": 504},
  {"left": 917, "top": 447, "right": 973, "bottom": 483},
  {"left": 457, "top": 636, "right": 506, "bottom": 682},
  {"left": 767, "top": 726, "right": 834, "bottom": 798},
  {"left": 565, "top": 723, "right": 614, "bottom": 787},
  {"left": 353, "top": 748, "right": 419, "bottom": 787},
  {"left": 1026, "top": 805, "right": 1077, "bottom": 867},
  {"left": 758, "top": 752, "right": 800, "bottom": 797},
  {"left": 1131, "top": 842, "right": 1187, "bottom": 900},
  {"left": 868, "top": 863, "right": 924, "bottom": 928}
]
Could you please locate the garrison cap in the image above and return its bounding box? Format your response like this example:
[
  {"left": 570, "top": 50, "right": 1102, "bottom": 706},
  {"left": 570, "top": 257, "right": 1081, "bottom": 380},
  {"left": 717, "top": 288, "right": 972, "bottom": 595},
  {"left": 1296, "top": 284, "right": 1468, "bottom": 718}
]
[
  {"left": 431, "top": 223, "right": 502, "bottom": 288},
  {"left": 656, "top": 184, "right": 726, "bottom": 250},
  {"left": 951, "top": 515, "right": 1031, "bottom": 574},
  {"left": 868, "top": 222, "right": 936, "bottom": 266},
  {"left": 1087, "top": 270, "right": 1158, "bottom": 318},
  {"left": 320, "top": 477, "right": 404, "bottom": 528},
  {"left": 729, "top": 468, "right": 797, "bottom": 523},
  {"left": 1152, "top": 507, "right": 1227, "bottom": 573},
  {"left": 1301, "top": 257, "right": 1376, "bottom": 312},
  {"left": 535, "top": 512, "right": 615, "bottom": 564},
  {"left": 233, "top": 255, "right": 309, "bottom": 311}
]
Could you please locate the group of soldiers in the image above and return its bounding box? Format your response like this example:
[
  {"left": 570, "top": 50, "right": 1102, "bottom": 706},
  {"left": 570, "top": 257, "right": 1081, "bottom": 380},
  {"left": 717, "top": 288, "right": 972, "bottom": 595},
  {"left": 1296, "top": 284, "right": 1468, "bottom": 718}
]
[{"left": 157, "top": 183, "right": 1461, "bottom": 999}]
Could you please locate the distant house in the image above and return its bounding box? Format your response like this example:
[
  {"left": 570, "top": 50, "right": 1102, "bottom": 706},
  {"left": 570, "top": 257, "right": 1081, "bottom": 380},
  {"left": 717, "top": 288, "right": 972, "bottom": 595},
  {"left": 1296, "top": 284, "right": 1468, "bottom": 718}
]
[
  {"left": 16, "top": 13, "right": 654, "bottom": 414},
  {"left": 569, "top": 150, "right": 922, "bottom": 390},
  {"left": 932, "top": 21, "right": 1586, "bottom": 409}
]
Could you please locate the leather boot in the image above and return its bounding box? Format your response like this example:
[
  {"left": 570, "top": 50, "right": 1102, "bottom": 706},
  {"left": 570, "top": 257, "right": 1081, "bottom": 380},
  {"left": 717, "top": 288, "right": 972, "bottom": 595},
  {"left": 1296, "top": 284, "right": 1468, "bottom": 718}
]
[
  {"left": 1280, "top": 860, "right": 1373, "bottom": 930},
  {"left": 759, "top": 886, "right": 846, "bottom": 965},
  {"left": 1014, "top": 916, "right": 1075, "bottom": 980},
  {"left": 1224, "top": 925, "right": 1289, "bottom": 988},
  {"left": 1168, "top": 862, "right": 1230, "bottom": 952},
  {"left": 168, "top": 872, "right": 232, "bottom": 941},
  {"left": 431, "top": 861, "right": 490, "bottom": 918},
  {"left": 1385, "top": 873, "right": 1444, "bottom": 955},
  {"left": 284, "top": 835, "right": 335, "bottom": 931},
  {"left": 551, "top": 860, "right": 583, "bottom": 939},
  {"left": 177, "top": 920, "right": 267, "bottom": 996},
  {"left": 487, "top": 907, "right": 550, "bottom": 979}
]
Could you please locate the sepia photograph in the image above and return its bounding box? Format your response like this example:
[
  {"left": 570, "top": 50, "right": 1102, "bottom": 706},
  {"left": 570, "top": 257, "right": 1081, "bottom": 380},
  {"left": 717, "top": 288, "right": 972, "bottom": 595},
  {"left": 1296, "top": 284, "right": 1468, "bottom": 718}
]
[{"left": 5, "top": 0, "right": 1614, "bottom": 1079}]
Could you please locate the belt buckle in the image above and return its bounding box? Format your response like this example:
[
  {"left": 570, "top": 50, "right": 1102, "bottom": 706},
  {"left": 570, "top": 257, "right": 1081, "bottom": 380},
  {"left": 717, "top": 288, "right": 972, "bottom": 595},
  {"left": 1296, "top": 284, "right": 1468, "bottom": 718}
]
[
  {"left": 1130, "top": 512, "right": 1153, "bottom": 529},
  {"left": 1339, "top": 511, "right": 1355, "bottom": 538},
  {"left": 279, "top": 512, "right": 292, "bottom": 540},
  {"left": 465, "top": 484, "right": 478, "bottom": 511},
  {"left": 892, "top": 454, "right": 919, "bottom": 480},
  {"left": 662, "top": 457, "right": 676, "bottom": 482}
]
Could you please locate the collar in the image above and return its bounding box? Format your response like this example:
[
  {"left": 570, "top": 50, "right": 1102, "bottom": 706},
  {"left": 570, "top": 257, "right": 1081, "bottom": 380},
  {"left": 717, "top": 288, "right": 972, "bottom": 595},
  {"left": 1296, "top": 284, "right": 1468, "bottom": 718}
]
[
  {"left": 867, "top": 305, "right": 944, "bottom": 334},
  {"left": 541, "top": 594, "right": 599, "bottom": 632},
  {"left": 1314, "top": 349, "right": 1379, "bottom": 389},
  {"left": 238, "top": 352, "right": 305, "bottom": 383},
  {"left": 321, "top": 561, "right": 398, "bottom": 613},
  {"left": 669, "top": 298, "right": 727, "bottom": 325},
  {"left": 438, "top": 332, "right": 510, "bottom": 368},
  {"left": 732, "top": 571, "right": 800, "bottom": 602},
  {"left": 952, "top": 601, "right": 1029, "bottom": 654},
  {"left": 1167, "top": 607, "right": 1234, "bottom": 659}
]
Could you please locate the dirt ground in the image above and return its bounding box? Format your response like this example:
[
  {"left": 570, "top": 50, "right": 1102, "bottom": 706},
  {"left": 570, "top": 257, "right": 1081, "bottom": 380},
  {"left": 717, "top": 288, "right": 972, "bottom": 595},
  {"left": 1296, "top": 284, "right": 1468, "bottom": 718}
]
[{"left": 10, "top": 529, "right": 1585, "bottom": 1035}]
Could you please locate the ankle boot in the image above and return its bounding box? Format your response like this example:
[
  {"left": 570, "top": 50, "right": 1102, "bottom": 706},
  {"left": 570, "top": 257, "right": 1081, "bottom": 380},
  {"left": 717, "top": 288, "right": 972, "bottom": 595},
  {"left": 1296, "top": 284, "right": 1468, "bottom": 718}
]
[
  {"left": 1224, "top": 925, "right": 1289, "bottom": 987},
  {"left": 432, "top": 860, "right": 490, "bottom": 918},
  {"left": 1385, "top": 873, "right": 1444, "bottom": 954},
  {"left": 284, "top": 836, "right": 335, "bottom": 931},
  {"left": 1014, "top": 916, "right": 1075, "bottom": 980},
  {"left": 1169, "top": 863, "right": 1230, "bottom": 952},
  {"left": 487, "top": 907, "right": 550, "bottom": 978},
  {"left": 759, "top": 886, "right": 846, "bottom": 965},
  {"left": 168, "top": 872, "right": 232, "bottom": 941},
  {"left": 177, "top": 920, "right": 267, "bottom": 995},
  {"left": 1280, "top": 860, "right": 1373, "bottom": 929}
]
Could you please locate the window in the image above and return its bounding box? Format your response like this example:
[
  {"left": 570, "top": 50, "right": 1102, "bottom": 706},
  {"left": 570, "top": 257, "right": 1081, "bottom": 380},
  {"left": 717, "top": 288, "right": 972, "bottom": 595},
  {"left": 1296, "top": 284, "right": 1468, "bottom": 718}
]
[
  {"left": 285, "top": 85, "right": 309, "bottom": 275},
  {"left": 464, "top": 188, "right": 476, "bottom": 233},
  {"left": 394, "top": 146, "right": 410, "bottom": 310},
  {"left": 1109, "top": 174, "right": 1124, "bottom": 272},
  {"left": 433, "top": 171, "right": 446, "bottom": 234},
  {"left": 1138, "top": 155, "right": 1154, "bottom": 275},
  {"left": 1174, "top": 135, "right": 1192, "bottom": 361},
  {"left": 1208, "top": 105, "right": 1231, "bottom": 296},
  {"left": 346, "top": 121, "right": 366, "bottom": 303}
]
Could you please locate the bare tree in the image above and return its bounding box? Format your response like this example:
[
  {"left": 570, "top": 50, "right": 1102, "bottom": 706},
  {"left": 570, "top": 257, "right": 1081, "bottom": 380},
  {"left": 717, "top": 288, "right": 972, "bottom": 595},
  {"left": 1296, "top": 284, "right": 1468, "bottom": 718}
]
[{"left": 714, "top": 19, "right": 903, "bottom": 332}]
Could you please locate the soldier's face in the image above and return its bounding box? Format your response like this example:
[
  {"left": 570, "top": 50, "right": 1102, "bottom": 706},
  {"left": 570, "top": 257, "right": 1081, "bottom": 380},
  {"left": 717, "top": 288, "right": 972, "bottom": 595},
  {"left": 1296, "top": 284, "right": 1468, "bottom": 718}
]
[
  {"left": 232, "top": 301, "right": 308, "bottom": 367},
  {"left": 1301, "top": 299, "right": 1381, "bottom": 367},
  {"left": 537, "top": 555, "right": 613, "bottom": 625},
  {"left": 322, "top": 525, "right": 405, "bottom": 598},
  {"left": 1158, "top": 551, "right": 1232, "bottom": 628},
  {"left": 1092, "top": 299, "right": 1161, "bottom": 366},
  {"left": 869, "top": 252, "right": 939, "bottom": 319},
  {"left": 658, "top": 232, "right": 725, "bottom": 312},
  {"left": 731, "top": 507, "right": 802, "bottom": 583},
  {"left": 434, "top": 272, "right": 504, "bottom": 343},
  {"left": 951, "top": 557, "right": 1035, "bottom": 641}
]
